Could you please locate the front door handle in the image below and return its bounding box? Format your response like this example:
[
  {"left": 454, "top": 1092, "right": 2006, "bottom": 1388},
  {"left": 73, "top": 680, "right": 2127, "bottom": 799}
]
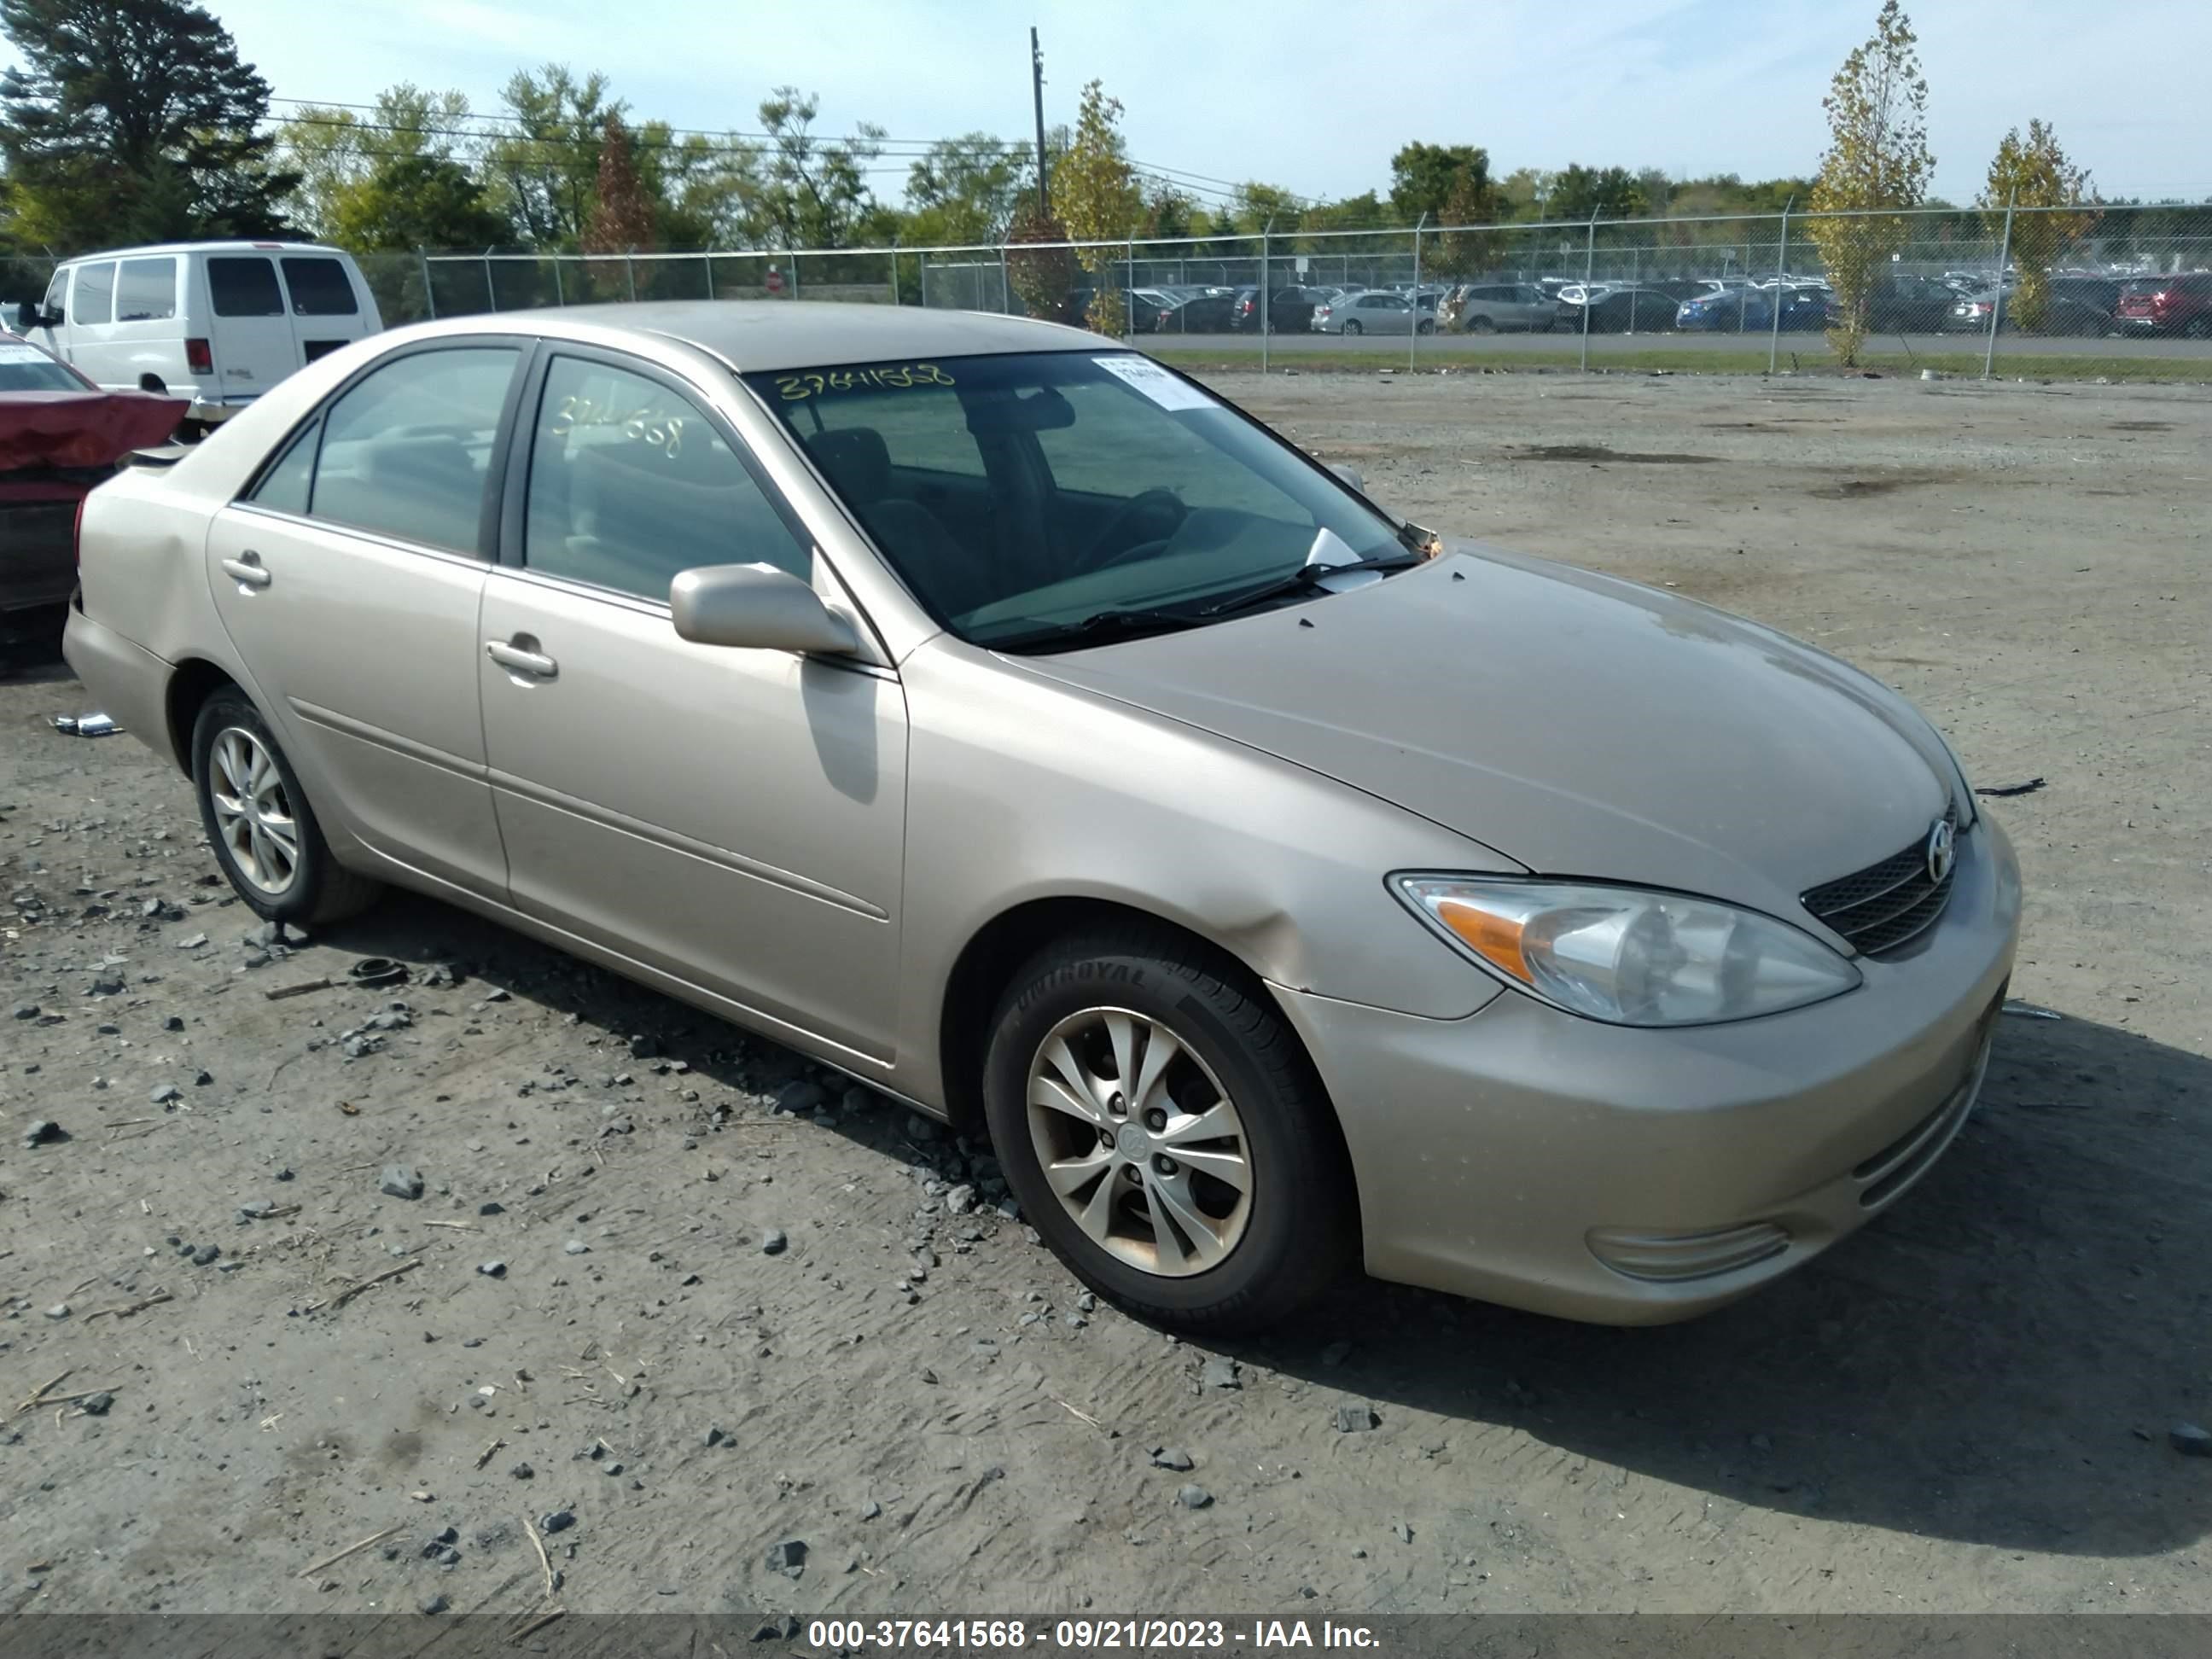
[
  {"left": 220, "top": 553, "right": 271, "bottom": 590},
  {"left": 486, "top": 637, "right": 558, "bottom": 680}
]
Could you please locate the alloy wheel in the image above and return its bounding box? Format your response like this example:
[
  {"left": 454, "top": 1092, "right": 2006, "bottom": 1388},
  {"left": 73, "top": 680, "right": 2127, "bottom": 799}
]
[
  {"left": 208, "top": 725, "right": 300, "bottom": 895},
  {"left": 1024, "top": 1006, "right": 1254, "bottom": 1277}
]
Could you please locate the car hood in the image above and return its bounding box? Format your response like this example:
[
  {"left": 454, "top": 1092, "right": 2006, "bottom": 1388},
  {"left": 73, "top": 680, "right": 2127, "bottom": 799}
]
[{"left": 1013, "top": 544, "right": 1961, "bottom": 934}]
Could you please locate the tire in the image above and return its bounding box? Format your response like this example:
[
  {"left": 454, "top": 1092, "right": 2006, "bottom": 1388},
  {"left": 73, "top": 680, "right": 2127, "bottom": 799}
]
[
  {"left": 981, "top": 928, "right": 1355, "bottom": 1334},
  {"left": 190, "top": 687, "right": 381, "bottom": 926},
  {"left": 2185, "top": 317, "right": 2211, "bottom": 340},
  {"left": 1341, "top": 319, "right": 1362, "bottom": 335},
  {"left": 1416, "top": 319, "right": 1435, "bottom": 335},
  {"left": 1466, "top": 315, "right": 1496, "bottom": 335}
]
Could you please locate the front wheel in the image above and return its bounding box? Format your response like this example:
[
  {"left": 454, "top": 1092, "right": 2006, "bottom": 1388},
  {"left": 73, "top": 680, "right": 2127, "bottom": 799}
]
[
  {"left": 982, "top": 930, "right": 1354, "bottom": 1333},
  {"left": 191, "top": 689, "right": 381, "bottom": 925},
  {"left": 1416, "top": 318, "right": 1435, "bottom": 335}
]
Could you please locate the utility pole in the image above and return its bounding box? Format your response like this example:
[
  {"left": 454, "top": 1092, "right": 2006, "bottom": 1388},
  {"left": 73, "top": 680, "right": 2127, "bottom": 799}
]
[{"left": 1031, "top": 26, "right": 1051, "bottom": 218}]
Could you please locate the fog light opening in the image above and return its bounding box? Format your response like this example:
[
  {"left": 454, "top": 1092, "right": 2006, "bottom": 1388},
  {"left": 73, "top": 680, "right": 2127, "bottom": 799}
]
[{"left": 1587, "top": 1221, "right": 1792, "bottom": 1284}]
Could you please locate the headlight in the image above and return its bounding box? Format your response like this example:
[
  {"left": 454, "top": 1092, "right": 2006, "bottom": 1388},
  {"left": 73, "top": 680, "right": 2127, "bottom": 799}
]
[{"left": 1391, "top": 876, "right": 1862, "bottom": 1027}]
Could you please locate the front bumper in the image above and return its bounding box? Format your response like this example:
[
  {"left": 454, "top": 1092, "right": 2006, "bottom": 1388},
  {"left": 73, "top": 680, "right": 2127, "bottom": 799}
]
[{"left": 1271, "top": 813, "right": 2022, "bottom": 1324}]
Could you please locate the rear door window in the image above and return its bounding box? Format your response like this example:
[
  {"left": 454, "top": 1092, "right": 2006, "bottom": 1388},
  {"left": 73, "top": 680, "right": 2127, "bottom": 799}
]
[
  {"left": 72, "top": 261, "right": 117, "bottom": 326},
  {"left": 249, "top": 418, "right": 322, "bottom": 515},
  {"left": 280, "top": 256, "right": 359, "bottom": 317},
  {"left": 307, "top": 347, "right": 520, "bottom": 554},
  {"left": 114, "top": 258, "right": 178, "bottom": 322},
  {"left": 208, "top": 257, "right": 285, "bottom": 317}
]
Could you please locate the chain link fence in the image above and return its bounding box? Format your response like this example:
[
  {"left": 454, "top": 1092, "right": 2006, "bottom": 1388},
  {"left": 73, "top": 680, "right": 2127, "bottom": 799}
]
[{"left": 12, "top": 203, "right": 2208, "bottom": 381}]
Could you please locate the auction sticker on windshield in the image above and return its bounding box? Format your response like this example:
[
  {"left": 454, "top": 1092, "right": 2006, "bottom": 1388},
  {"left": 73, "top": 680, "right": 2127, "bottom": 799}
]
[{"left": 1094, "top": 354, "right": 1214, "bottom": 410}]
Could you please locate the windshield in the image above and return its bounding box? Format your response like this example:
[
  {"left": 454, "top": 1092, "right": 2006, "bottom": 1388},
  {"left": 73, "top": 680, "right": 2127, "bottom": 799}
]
[
  {"left": 0, "top": 338, "right": 88, "bottom": 393},
  {"left": 747, "top": 352, "right": 1405, "bottom": 648}
]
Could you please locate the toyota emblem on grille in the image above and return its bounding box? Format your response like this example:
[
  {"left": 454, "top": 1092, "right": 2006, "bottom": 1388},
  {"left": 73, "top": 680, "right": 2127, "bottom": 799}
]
[{"left": 1924, "top": 818, "right": 1956, "bottom": 885}]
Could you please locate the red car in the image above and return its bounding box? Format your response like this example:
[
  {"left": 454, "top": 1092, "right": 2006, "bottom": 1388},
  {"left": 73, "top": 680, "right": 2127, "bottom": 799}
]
[
  {"left": 2114, "top": 273, "right": 2212, "bottom": 338},
  {"left": 1, "top": 332, "right": 184, "bottom": 643}
]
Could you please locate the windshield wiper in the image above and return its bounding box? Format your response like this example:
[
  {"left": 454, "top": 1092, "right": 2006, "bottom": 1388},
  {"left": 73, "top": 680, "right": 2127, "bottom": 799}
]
[
  {"left": 984, "top": 605, "right": 1213, "bottom": 653},
  {"left": 1197, "top": 552, "right": 1423, "bottom": 619}
]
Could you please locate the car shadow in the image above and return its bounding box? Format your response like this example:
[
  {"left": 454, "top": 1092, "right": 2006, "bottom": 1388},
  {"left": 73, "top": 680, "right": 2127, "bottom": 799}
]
[{"left": 321, "top": 892, "right": 2209, "bottom": 1561}]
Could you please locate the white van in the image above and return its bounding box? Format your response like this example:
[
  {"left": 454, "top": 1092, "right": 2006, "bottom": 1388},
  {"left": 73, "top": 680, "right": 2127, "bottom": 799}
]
[{"left": 25, "top": 242, "right": 382, "bottom": 434}]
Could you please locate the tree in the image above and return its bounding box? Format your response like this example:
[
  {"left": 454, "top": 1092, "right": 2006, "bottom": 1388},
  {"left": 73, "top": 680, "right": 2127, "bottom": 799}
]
[
  {"left": 756, "top": 88, "right": 884, "bottom": 249},
  {"left": 277, "top": 85, "right": 481, "bottom": 242},
  {"left": 486, "top": 66, "right": 615, "bottom": 248},
  {"left": 905, "top": 133, "right": 1027, "bottom": 244},
  {"left": 1433, "top": 171, "right": 1503, "bottom": 276},
  {"left": 0, "top": 0, "right": 296, "bottom": 247},
  {"left": 1547, "top": 163, "right": 1646, "bottom": 221},
  {"left": 335, "top": 154, "right": 506, "bottom": 251},
  {"left": 582, "top": 114, "right": 655, "bottom": 297},
  {"left": 1004, "top": 195, "right": 1077, "bottom": 323},
  {"left": 1228, "top": 181, "right": 1303, "bottom": 237},
  {"left": 1388, "top": 143, "right": 1493, "bottom": 224},
  {"left": 1054, "top": 80, "right": 1138, "bottom": 335},
  {"left": 1981, "top": 119, "right": 2096, "bottom": 331},
  {"left": 1807, "top": 1, "right": 1935, "bottom": 364}
]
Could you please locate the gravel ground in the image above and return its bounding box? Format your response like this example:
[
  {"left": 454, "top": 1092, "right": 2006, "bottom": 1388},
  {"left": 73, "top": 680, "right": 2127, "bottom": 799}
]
[{"left": 2, "top": 370, "right": 2209, "bottom": 1621}]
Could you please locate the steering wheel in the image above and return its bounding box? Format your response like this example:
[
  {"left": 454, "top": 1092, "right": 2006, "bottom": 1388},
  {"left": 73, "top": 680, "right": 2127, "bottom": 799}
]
[{"left": 1072, "top": 489, "right": 1189, "bottom": 575}]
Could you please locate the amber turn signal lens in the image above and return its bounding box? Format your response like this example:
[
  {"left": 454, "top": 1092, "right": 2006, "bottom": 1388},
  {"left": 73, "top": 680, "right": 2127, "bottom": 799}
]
[{"left": 1433, "top": 898, "right": 1532, "bottom": 982}]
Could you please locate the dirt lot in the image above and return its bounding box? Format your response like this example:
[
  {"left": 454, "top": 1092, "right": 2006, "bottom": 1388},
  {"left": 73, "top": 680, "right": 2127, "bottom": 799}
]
[{"left": 3, "top": 370, "right": 2209, "bottom": 1622}]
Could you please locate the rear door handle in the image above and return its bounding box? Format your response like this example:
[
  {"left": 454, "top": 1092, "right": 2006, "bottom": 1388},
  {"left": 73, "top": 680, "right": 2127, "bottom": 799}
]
[
  {"left": 220, "top": 553, "right": 271, "bottom": 589},
  {"left": 486, "top": 638, "right": 558, "bottom": 680}
]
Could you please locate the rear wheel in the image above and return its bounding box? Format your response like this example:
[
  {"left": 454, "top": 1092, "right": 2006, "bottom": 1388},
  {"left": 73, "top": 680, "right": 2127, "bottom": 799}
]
[
  {"left": 1466, "top": 314, "right": 1497, "bottom": 335},
  {"left": 191, "top": 689, "right": 381, "bottom": 925},
  {"left": 982, "top": 929, "right": 1354, "bottom": 1333},
  {"left": 2185, "top": 317, "right": 2211, "bottom": 340},
  {"left": 1340, "top": 318, "right": 1363, "bottom": 336}
]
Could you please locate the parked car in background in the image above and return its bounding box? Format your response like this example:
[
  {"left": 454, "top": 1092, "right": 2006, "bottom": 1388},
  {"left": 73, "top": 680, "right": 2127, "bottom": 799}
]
[
  {"left": 2039, "top": 276, "right": 2122, "bottom": 335},
  {"left": 1311, "top": 288, "right": 1430, "bottom": 335},
  {"left": 21, "top": 242, "right": 381, "bottom": 437},
  {"left": 1945, "top": 276, "right": 2126, "bottom": 337},
  {"left": 1119, "top": 288, "right": 1176, "bottom": 334},
  {"left": 1677, "top": 285, "right": 1827, "bottom": 333},
  {"left": 1154, "top": 289, "right": 1238, "bottom": 333},
  {"left": 1, "top": 330, "right": 184, "bottom": 636},
  {"left": 65, "top": 301, "right": 2019, "bottom": 1332},
  {"left": 1446, "top": 282, "right": 1558, "bottom": 333},
  {"left": 2115, "top": 273, "right": 2212, "bottom": 338},
  {"left": 1852, "top": 274, "right": 1959, "bottom": 335},
  {"left": 1230, "top": 287, "right": 1329, "bottom": 332},
  {"left": 1559, "top": 285, "right": 1679, "bottom": 333}
]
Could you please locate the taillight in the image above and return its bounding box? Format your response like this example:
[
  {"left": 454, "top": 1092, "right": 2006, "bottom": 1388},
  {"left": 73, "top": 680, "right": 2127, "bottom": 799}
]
[
  {"left": 73, "top": 496, "right": 86, "bottom": 567},
  {"left": 186, "top": 337, "right": 212, "bottom": 375}
]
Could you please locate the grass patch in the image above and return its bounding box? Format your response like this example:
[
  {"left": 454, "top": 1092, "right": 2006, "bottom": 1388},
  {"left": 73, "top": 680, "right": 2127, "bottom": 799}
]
[{"left": 1147, "top": 344, "right": 2212, "bottom": 384}]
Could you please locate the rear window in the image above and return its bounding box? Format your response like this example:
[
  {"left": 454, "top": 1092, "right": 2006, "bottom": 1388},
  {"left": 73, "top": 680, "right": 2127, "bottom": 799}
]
[
  {"left": 280, "top": 256, "right": 359, "bottom": 317},
  {"left": 115, "top": 258, "right": 178, "bottom": 323},
  {"left": 72, "top": 261, "right": 117, "bottom": 326},
  {"left": 208, "top": 257, "right": 285, "bottom": 317}
]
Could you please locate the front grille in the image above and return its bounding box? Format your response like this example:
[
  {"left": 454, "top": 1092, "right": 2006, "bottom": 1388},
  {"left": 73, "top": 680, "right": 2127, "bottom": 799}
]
[{"left": 1802, "top": 801, "right": 1959, "bottom": 956}]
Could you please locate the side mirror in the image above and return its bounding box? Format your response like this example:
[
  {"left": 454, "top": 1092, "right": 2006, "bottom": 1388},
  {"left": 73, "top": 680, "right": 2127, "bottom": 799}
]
[
  {"left": 1328, "top": 463, "right": 1366, "bottom": 494},
  {"left": 670, "top": 562, "right": 859, "bottom": 656},
  {"left": 31, "top": 305, "right": 61, "bottom": 329}
]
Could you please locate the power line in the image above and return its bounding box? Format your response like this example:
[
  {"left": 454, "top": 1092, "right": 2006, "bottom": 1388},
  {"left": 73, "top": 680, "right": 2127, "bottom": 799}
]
[{"left": 266, "top": 96, "right": 1324, "bottom": 206}]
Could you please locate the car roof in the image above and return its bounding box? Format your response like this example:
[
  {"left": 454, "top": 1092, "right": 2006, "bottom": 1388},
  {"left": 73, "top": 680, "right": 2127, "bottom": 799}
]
[
  {"left": 55, "top": 241, "right": 353, "bottom": 264},
  {"left": 425, "top": 300, "right": 1109, "bottom": 373}
]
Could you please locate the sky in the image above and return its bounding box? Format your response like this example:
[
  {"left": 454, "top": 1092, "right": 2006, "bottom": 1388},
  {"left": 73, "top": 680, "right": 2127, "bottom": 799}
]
[{"left": 9, "top": 0, "right": 2210, "bottom": 210}]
